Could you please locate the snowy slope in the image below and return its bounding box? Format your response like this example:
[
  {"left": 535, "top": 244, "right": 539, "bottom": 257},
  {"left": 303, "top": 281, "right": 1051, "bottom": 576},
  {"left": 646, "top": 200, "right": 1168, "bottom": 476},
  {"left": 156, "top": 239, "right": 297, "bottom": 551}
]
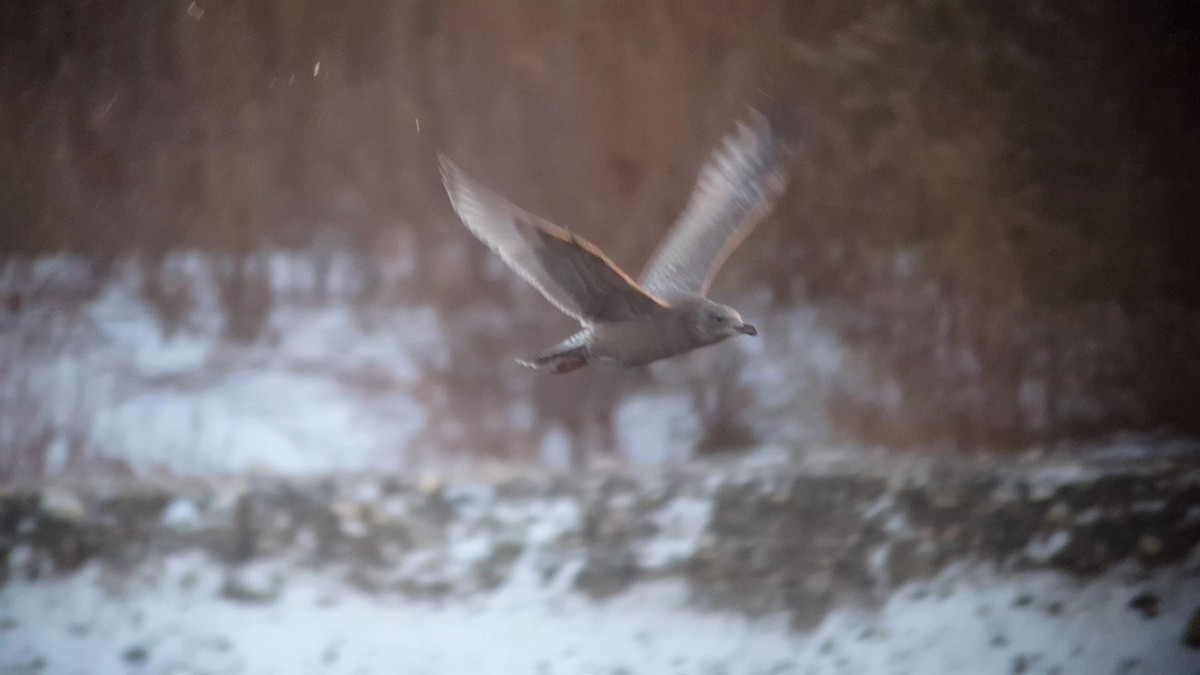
[
  {"left": 0, "top": 252, "right": 850, "bottom": 476},
  {"left": 3, "top": 452, "right": 1199, "bottom": 674}
]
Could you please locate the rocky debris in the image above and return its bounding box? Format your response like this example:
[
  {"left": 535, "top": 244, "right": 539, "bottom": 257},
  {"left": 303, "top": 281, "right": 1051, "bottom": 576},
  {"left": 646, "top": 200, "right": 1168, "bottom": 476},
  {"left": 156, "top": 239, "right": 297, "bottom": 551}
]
[
  {"left": 0, "top": 488, "right": 171, "bottom": 576},
  {"left": 687, "top": 453, "right": 1200, "bottom": 626},
  {"left": 691, "top": 473, "right": 888, "bottom": 619},
  {"left": 0, "top": 450, "right": 1198, "bottom": 629},
  {"left": 574, "top": 549, "right": 638, "bottom": 599}
]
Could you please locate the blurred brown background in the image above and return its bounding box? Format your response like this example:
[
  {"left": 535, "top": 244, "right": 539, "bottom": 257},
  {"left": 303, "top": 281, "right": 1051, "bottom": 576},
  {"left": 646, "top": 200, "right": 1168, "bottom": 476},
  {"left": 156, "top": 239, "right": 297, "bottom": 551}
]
[{"left": 1, "top": 0, "right": 1199, "bottom": 474}]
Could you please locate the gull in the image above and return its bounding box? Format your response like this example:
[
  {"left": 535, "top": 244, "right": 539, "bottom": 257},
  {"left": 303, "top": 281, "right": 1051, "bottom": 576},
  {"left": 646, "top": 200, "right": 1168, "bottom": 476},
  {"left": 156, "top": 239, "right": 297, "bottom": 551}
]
[{"left": 439, "top": 107, "right": 798, "bottom": 374}]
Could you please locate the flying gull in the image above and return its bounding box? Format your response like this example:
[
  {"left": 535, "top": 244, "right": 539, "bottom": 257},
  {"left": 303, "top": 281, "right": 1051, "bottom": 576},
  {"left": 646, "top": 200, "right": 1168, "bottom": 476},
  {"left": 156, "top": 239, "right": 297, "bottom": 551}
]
[{"left": 439, "top": 107, "right": 798, "bottom": 374}]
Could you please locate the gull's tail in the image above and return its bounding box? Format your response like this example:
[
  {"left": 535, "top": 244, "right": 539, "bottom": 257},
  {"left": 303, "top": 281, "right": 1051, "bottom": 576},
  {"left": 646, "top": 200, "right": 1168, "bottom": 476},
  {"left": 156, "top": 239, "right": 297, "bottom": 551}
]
[
  {"left": 516, "top": 349, "right": 589, "bottom": 375},
  {"left": 517, "top": 332, "right": 591, "bottom": 375}
]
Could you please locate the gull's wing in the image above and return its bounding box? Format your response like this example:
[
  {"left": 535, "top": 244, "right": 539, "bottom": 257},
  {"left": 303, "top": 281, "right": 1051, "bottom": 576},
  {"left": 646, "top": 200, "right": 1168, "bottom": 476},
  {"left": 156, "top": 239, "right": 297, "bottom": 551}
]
[
  {"left": 439, "top": 155, "right": 668, "bottom": 324},
  {"left": 640, "top": 107, "right": 798, "bottom": 297}
]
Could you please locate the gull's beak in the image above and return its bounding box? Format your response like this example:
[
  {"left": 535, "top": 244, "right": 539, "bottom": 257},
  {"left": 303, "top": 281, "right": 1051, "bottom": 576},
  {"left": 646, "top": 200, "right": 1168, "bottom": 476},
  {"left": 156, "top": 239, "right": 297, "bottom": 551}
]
[{"left": 737, "top": 323, "right": 758, "bottom": 336}]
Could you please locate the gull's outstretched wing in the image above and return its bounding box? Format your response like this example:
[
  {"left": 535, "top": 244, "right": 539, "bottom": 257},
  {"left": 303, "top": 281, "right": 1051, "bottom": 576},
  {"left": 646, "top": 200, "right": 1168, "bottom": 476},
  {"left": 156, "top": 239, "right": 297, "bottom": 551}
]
[
  {"left": 640, "top": 107, "right": 798, "bottom": 297},
  {"left": 439, "top": 156, "right": 668, "bottom": 323}
]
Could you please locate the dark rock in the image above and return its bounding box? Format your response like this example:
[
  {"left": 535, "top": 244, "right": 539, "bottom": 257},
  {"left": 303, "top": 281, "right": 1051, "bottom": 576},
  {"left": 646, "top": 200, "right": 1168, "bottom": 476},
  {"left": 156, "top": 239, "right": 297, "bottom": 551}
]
[
  {"left": 378, "top": 477, "right": 405, "bottom": 495},
  {"left": 476, "top": 540, "right": 524, "bottom": 590},
  {"left": 393, "top": 578, "right": 454, "bottom": 600},
  {"left": 416, "top": 490, "right": 456, "bottom": 527},
  {"left": 977, "top": 504, "right": 1043, "bottom": 563},
  {"left": 122, "top": 645, "right": 148, "bottom": 664},
  {"left": 1127, "top": 590, "right": 1159, "bottom": 619},
  {"left": 311, "top": 505, "right": 343, "bottom": 561},
  {"left": 575, "top": 549, "right": 637, "bottom": 599},
  {"left": 785, "top": 578, "right": 835, "bottom": 631},
  {"left": 1114, "top": 657, "right": 1140, "bottom": 674},
  {"left": 1011, "top": 653, "right": 1037, "bottom": 674},
  {"left": 1042, "top": 523, "right": 1120, "bottom": 576},
  {"left": 691, "top": 473, "right": 887, "bottom": 617},
  {"left": 887, "top": 539, "right": 941, "bottom": 586},
  {"left": 2, "top": 451, "right": 1199, "bottom": 633},
  {"left": 345, "top": 566, "right": 392, "bottom": 595},
  {"left": 494, "top": 477, "right": 543, "bottom": 500},
  {"left": 230, "top": 492, "right": 257, "bottom": 563}
]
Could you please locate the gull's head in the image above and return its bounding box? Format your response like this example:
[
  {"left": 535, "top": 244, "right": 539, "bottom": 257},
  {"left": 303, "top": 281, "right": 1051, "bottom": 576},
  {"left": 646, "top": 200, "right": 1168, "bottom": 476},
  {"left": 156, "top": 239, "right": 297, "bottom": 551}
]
[{"left": 694, "top": 301, "right": 757, "bottom": 344}]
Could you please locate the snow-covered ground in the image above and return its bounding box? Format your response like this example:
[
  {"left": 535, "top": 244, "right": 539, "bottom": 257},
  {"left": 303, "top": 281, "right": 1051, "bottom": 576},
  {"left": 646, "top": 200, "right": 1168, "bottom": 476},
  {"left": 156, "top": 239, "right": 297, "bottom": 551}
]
[
  {"left": 0, "top": 252, "right": 848, "bottom": 477},
  {"left": 0, "top": 253, "right": 436, "bottom": 474},
  {"left": 1, "top": 553, "right": 1195, "bottom": 675},
  {"left": 3, "top": 253, "right": 1198, "bottom": 674},
  {"left": 4, "top": 449, "right": 1200, "bottom": 675}
]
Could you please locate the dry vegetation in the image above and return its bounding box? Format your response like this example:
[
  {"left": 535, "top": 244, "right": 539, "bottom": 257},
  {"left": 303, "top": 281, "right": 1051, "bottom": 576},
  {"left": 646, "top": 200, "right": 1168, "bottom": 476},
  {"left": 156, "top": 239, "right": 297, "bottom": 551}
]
[{"left": 1, "top": 0, "right": 1197, "bottom": 455}]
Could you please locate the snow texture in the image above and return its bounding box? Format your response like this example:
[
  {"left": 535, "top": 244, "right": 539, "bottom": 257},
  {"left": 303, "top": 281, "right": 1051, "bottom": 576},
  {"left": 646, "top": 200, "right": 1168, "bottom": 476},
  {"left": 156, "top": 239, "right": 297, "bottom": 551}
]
[
  {"left": 1, "top": 553, "right": 1195, "bottom": 675},
  {"left": 1, "top": 252, "right": 861, "bottom": 477},
  {"left": 0, "top": 254, "right": 434, "bottom": 475},
  {"left": 615, "top": 393, "right": 703, "bottom": 465}
]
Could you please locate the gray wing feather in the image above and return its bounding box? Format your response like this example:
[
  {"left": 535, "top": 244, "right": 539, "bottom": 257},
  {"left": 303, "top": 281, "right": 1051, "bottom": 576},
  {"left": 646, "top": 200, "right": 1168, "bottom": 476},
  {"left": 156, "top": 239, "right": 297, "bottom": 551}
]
[
  {"left": 439, "top": 155, "right": 667, "bottom": 323},
  {"left": 640, "top": 108, "right": 797, "bottom": 297}
]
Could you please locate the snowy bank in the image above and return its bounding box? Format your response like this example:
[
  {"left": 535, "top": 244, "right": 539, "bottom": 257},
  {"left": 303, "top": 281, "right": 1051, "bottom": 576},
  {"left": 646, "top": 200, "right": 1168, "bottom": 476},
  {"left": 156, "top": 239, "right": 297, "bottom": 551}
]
[
  {"left": 2, "top": 451, "right": 1198, "bottom": 674},
  {"left": 0, "top": 252, "right": 847, "bottom": 477}
]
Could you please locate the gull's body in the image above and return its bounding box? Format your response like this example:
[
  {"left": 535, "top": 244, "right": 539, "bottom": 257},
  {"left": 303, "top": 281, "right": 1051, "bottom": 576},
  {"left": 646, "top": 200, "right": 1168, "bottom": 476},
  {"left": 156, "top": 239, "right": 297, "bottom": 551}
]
[
  {"left": 555, "top": 296, "right": 738, "bottom": 368},
  {"left": 439, "top": 107, "right": 798, "bottom": 373}
]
